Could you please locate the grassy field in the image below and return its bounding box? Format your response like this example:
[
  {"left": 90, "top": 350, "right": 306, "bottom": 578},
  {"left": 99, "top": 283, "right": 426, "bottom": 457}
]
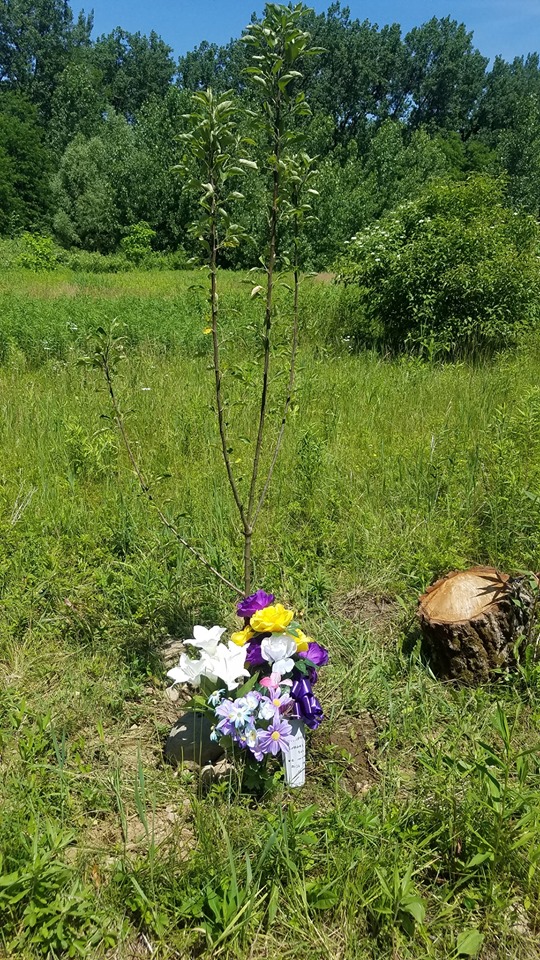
[{"left": 1, "top": 266, "right": 540, "bottom": 959}]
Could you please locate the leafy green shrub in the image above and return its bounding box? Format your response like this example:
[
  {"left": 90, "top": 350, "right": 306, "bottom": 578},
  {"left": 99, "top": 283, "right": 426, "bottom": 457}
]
[
  {"left": 336, "top": 176, "right": 540, "bottom": 357},
  {"left": 64, "top": 247, "right": 190, "bottom": 273},
  {"left": 17, "top": 233, "right": 61, "bottom": 271},
  {"left": 120, "top": 221, "right": 156, "bottom": 265},
  {"left": 66, "top": 249, "right": 129, "bottom": 273},
  {"left": 0, "top": 237, "right": 22, "bottom": 270},
  {"left": 64, "top": 419, "right": 117, "bottom": 480},
  {"left": 0, "top": 819, "right": 99, "bottom": 957},
  {"left": 153, "top": 246, "right": 191, "bottom": 270}
]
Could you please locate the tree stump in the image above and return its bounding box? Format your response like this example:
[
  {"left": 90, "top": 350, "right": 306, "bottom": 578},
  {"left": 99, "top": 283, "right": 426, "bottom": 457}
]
[{"left": 418, "top": 566, "right": 536, "bottom": 683}]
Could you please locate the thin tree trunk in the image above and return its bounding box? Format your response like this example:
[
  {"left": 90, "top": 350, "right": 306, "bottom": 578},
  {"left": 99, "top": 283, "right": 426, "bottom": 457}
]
[
  {"left": 244, "top": 98, "right": 281, "bottom": 592},
  {"left": 253, "top": 202, "right": 300, "bottom": 527}
]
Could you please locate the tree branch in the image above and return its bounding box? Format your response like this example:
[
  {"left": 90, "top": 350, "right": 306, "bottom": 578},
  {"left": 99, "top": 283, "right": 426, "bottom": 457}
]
[{"left": 246, "top": 96, "right": 281, "bottom": 533}]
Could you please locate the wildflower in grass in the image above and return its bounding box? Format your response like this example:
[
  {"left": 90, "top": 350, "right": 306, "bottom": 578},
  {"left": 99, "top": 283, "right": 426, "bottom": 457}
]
[
  {"left": 250, "top": 603, "right": 294, "bottom": 634},
  {"left": 237, "top": 590, "right": 275, "bottom": 618},
  {"left": 257, "top": 717, "right": 293, "bottom": 756}
]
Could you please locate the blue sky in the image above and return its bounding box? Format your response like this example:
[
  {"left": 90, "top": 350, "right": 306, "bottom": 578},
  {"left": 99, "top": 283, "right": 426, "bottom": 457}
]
[{"left": 87, "top": 0, "right": 539, "bottom": 64}]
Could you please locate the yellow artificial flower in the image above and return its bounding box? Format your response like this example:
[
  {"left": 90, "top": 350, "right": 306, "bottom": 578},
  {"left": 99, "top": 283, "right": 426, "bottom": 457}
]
[
  {"left": 230, "top": 625, "right": 255, "bottom": 646},
  {"left": 293, "top": 629, "right": 310, "bottom": 653},
  {"left": 250, "top": 603, "right": 294, "bottom": 634}
]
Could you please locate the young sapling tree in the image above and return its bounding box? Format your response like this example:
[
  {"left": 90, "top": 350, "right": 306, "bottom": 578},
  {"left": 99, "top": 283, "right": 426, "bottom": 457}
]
[
  {"left": 94, "top": 3, "right": 320, "bottom": 599},
  {"left": 179, "top": 3, "right": 320, "bottom": 595}
]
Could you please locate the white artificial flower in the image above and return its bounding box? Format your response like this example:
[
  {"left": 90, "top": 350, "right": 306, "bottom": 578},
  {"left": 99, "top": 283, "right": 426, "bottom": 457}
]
[
  {"left": 258, "top": 698, "right": 276, "bottom": 721},
  {"left": 244, "top": 691, "right": 260, "bottom": 711},
  {"left": 260, "top": 634, "right": 297, "bottom": 676},
  {"left": 185, "top": 625, "right": 227, "bottom": 657},
  {"left": 204, "top": 641, "right": 250, "bottom": 691},
  {"left": 208, "top": 688, "right": 225, "bottom": 706},
  {"left": 167, "top": 653, "right": 207, "bottom": 687},
  {"left": 245, "top": 727, "right": 258, "bottom": 748},
  {"left": 273, "top": 657, "right": 295, "bottom": 675}
]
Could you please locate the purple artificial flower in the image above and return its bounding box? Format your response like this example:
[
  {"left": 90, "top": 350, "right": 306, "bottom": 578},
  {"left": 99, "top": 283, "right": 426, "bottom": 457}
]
[
  {"left": 215, "top": 699, "right": 234, "bottom": 718},
  {"left": 236, "top": 590, "right": 275, "bottom": 619},
  {"left": 298, "top": 642, "right": 329, "bottom": 667},
  {"left": 257, "top": 716, "right": 293, "bottom": 756},
  {"left": 259, "top": 687, "right": 294, "bottom": 720},
  {"left": 291, "top": 678, "right": 324, "bottom": 730},
  {"left": 215, "top": 698, "right": 251, "bottom": 728},
  {"left": 231, "top": 727, "right": 250, "bottom": 749},
  {"left": 216, "top": 717, "right": 235, "bottom": 736},
  {"left": 245, "top": 640, "right": 266, "bottom": 668},
  {"left": 267, "top": 687, "right": 293, "bottom": 714},
  {"left": 248, "top": 738, "right": 265, "bottom": 762}
]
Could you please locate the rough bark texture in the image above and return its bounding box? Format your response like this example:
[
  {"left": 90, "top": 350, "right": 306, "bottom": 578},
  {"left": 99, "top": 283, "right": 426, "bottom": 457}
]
[{"left": 418, "top": 566, "right": 536, "bottom": 683}]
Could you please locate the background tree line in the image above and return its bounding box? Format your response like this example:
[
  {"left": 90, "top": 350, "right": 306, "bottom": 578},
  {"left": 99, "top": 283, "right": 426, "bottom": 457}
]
[{"left": 1, "top": 0, "right": 540, "bottom": 267}]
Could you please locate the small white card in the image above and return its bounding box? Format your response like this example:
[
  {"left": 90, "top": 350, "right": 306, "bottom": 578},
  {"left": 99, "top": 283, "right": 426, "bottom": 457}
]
[{"left": 283, "top": 718, "right": 306, "bottom": 788}]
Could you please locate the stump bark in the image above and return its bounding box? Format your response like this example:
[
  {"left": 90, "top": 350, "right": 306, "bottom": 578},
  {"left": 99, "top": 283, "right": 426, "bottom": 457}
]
[{"left": 418, "top": 566, "right": 536, "bottom": 683}]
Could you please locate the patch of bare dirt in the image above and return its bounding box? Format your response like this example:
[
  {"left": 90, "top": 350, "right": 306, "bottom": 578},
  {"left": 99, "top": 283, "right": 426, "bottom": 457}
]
[
  {"left": 109, "top": 934, "right": 194, "bottom": 960},
  {"left": 335, "top": 588, "right": 401, "bottom": 634},
  {"left": 99, "top": 686, "right": 183, "bottom": 773},
  {"left": 26, "top": 282, "right": 80, "bottom": 298},
  {"left": 84, "top": 801, "right": 195, "bottom": 858},
  {"left": 312, "top": 271, "right": 336, "bottom": 283},
  {"left": 309, "top": 712, "right": 379, "bottom": 794},
  {"left": 161, "top": 636, "right": 186, "bottom": 669}
]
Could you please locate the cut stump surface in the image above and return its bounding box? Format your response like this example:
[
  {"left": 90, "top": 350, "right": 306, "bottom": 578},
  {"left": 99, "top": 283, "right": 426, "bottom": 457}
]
[{"left": 418, "top": 566, "right": 536, "bottom": 683}]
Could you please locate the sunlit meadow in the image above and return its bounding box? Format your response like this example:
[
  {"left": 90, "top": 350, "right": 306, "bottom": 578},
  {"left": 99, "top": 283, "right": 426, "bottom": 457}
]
[{"left": 1, "top": 265, "right": 540, "bottom": 959}]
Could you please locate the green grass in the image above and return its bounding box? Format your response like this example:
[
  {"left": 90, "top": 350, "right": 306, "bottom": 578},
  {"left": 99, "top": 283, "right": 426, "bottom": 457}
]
[{"left": 1, "top": 267, "right": 540, "bottom": 959}]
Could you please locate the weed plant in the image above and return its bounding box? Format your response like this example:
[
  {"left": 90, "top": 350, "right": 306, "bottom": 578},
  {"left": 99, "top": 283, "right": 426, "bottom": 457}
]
[{"left": 1, "top": 269, "right": 540, "bottom": 958}]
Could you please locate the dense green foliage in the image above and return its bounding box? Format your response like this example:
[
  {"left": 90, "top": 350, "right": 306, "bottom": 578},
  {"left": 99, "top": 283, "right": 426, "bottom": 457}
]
[
  {"left": 337, "top": 177, "right": 540, "bottom": 356},
  {"left": 0, "top": 91, "right": 52, "bottom": 233},
  {"left": 1, "top": 1, "right": 540, "bottom": 267},
  {"left": 1, "top": 269, "right": 540, "bottom": 958},
  {"left": 2, "top": 8, "right": 540, "bottom": 958}
]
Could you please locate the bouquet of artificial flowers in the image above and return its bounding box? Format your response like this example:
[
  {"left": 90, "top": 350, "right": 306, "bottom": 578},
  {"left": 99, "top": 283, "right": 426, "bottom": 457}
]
[{"left": 166, "top": 590, "right": 329, "bottom": 785}]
